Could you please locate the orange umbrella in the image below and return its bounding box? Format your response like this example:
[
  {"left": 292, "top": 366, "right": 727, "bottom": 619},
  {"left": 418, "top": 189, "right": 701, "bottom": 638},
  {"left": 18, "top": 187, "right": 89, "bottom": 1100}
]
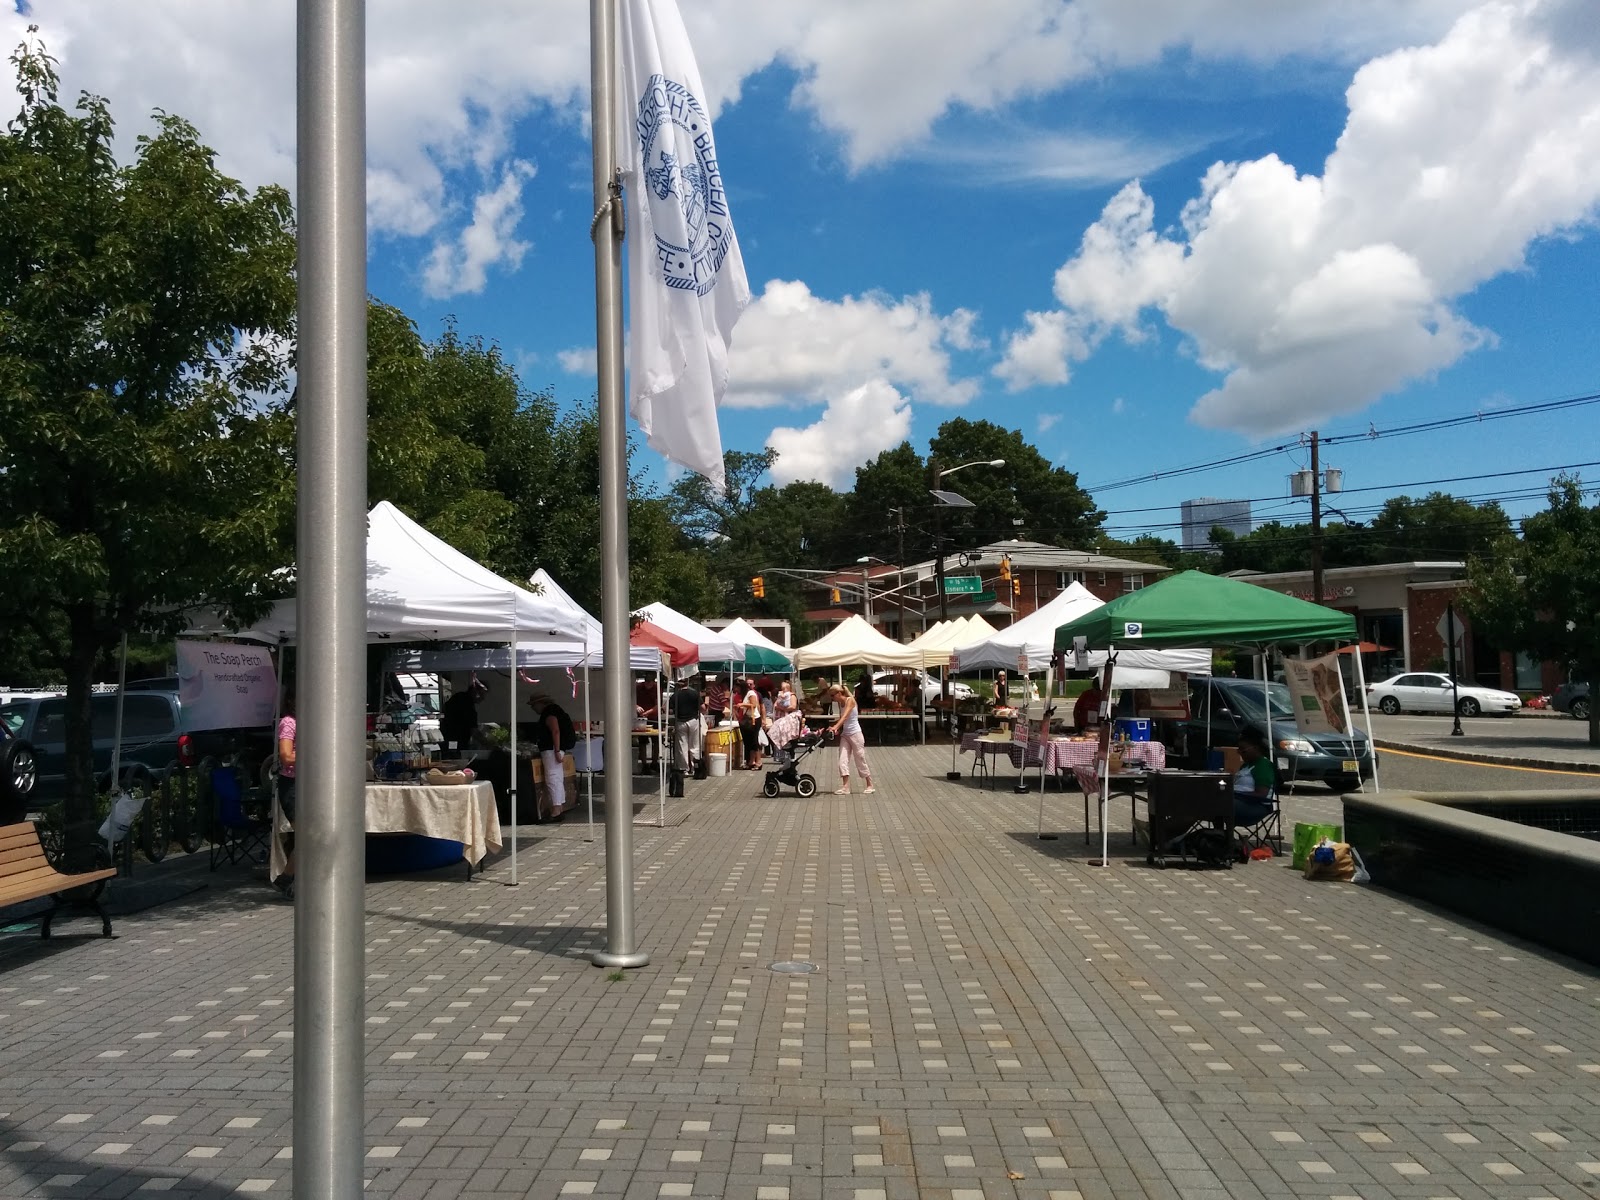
[{"left": 1335, "top": 641, "right": 1393, "bottom": 654}]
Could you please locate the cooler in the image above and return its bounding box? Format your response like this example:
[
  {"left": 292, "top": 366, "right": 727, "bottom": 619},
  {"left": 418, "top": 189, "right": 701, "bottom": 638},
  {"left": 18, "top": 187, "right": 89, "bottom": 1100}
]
[{"left": 1114, "top": 717, "right": 1152, "bottom": 742}]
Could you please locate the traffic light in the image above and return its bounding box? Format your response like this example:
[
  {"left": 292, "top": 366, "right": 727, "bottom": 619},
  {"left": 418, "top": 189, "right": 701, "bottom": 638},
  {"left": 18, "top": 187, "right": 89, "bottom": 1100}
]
[
  {"left": 1012, "top": 576, "right": 1021, "bottom": 597},
  {"left": 830, "top": 587, "right": 841, "bottom": 604},
  {"left": 999, "top": 555, "right": 1012, "bottom": 583},
  {"left": 751, "top": 575, "right": 765, "bottom": 599}
]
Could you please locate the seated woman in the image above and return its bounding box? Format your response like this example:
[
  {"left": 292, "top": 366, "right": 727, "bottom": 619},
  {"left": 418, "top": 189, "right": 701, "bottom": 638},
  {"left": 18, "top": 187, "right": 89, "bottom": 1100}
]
[{"left": 1232, "top": 727, "right": 1277, "bottom": 826}]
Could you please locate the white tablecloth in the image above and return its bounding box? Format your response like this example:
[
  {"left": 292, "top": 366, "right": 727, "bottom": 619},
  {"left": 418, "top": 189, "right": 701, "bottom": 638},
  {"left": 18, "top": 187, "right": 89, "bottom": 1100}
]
[{"left": 363, "top": 781, "right": 502, "bottom": 866}]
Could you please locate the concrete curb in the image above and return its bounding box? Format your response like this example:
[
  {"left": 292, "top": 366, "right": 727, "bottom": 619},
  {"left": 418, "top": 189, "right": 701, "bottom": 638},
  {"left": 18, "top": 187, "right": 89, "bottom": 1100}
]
[{"left": 1376, "top": 738, "right": 1600, "bottom": 775}]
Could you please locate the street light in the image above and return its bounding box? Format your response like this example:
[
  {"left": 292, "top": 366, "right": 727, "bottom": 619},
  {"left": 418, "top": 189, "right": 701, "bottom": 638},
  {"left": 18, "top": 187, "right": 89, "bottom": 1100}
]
[
  {"left": 855, "top": 555, "right": 885, "bottom": 623},
  {"left": 929, "top": 458, "right": 1005, "bottom": 772}
]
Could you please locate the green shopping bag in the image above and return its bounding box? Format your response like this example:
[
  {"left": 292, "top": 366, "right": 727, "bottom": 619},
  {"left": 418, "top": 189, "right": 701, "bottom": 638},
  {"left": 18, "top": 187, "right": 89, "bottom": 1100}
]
[{"left": 1292, "top": 822, "right": 1342, "bottom": 871}]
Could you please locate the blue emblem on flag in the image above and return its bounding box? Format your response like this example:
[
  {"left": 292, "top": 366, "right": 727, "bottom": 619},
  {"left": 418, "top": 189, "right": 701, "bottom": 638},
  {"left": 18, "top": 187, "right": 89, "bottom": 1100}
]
[
  {"left": 635, "top": 74, "right": 734, "bottom": 297},
  {"left": 1123, "top": 621, "right": 1144, "bottom": 639}
]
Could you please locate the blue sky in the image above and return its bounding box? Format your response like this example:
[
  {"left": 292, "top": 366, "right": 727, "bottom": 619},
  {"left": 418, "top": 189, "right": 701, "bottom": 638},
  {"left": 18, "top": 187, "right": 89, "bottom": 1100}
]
[{"left": 16, "top": 0, "right": 1600, "bottom": 544}]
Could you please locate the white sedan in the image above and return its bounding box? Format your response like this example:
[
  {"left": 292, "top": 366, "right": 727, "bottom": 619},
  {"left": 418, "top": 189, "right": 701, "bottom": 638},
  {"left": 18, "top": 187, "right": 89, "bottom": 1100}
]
[
  {"left": 871, "top": 671, "right": 975, "bottom": 705},
  {"left": 1366, "top": 672, "right": 1521, "bottom": 717}
]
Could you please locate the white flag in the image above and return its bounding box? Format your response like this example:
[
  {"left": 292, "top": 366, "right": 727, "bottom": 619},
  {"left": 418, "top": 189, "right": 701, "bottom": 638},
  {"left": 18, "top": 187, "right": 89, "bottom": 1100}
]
[{"left": 617, "top": 0, "right": 749, "bottom": 491}]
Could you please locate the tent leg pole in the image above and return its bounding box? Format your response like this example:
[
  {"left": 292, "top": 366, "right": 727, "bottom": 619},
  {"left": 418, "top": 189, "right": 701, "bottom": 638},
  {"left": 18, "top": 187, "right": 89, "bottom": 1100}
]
[
  {"left": 509, "top": 639, "right": 518, "bottom": 886},
  {"left": 1353, "top": 648, "right": 1379, "bottom": 794},
  {"left": 584, "top": 662, "right": 595, "bottom": 839}
]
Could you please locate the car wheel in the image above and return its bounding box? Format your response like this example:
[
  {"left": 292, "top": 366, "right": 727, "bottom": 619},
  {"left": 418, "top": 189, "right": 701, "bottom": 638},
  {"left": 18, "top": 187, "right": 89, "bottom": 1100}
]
[
  {"left": 1572, "top": 697, "right": 1591, "bottom": 721},
  {"left": 1457, "top": 696, "right": 1480, "bottom": 718},
  {"left": 2, "top": 737, "right": 37, "bottom": 801},
  {"left": 1379, "top": 696, "right": 1400, "bottom": 715},
  {"left": 796, "top": 775, "right": 818, "bottom": 798}
]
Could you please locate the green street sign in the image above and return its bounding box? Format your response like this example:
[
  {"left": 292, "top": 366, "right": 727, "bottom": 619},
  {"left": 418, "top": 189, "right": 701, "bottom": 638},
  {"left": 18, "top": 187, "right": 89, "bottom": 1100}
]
[{"left": 943, "top": 575, "right": 982, "bottom": 595}]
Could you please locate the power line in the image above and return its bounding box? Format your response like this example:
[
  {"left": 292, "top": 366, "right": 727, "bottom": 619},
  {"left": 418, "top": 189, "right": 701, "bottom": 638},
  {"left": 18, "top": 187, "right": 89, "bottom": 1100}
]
[
  {"left": 1094, "top": 459, "right": 1600, "bottom": 518},
  {"left": 1082, "top": 388, "right": 1600, "bottom": 494}
]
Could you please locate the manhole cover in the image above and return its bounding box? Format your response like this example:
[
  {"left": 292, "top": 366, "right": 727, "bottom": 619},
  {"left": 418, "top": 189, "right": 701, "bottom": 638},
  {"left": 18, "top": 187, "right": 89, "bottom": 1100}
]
[{"left": 769, "top": 960, "right": 818, "bottom": 974}]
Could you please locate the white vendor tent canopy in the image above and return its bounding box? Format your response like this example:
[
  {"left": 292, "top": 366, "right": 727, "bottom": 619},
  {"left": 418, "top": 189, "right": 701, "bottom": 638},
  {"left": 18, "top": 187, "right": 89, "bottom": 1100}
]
[
  {"left": 404, "top": 644, "right": 664, "bottom": 674},
  {"left": 795, "top": 615, "right": 926, "bottom": 669},
  {"left": 952, "top": 582, "right": 1211, "bottom": 686},
  {"left": 717, "top": 617, "right": 794, "bottom": 665},
  {"left": 528, "top": 568, "right": 603, "bottom": 645},
  {"left": 214, "top": 503, "right": 596, "bottom": 645},
  {"left": 635, "top": 601, "right": 740, "bottom": 663}
]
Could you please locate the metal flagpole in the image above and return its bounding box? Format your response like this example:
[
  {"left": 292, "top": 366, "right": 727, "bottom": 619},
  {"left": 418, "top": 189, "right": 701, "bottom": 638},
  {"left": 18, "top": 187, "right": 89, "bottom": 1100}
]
[
  {"left": 584, "top": 657, "right": 595, "bottom": 839},
  {"left": 591, "top": 0, "right": 647, "bottom": 969},
  {"left": 295, "top": 0, "right": 367, "bottom": 1193}
]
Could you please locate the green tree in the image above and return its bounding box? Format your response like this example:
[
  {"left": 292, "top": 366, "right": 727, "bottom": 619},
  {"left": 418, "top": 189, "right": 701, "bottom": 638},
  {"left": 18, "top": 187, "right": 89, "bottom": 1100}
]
[
  {"left": 929, "top": 418, "right": 1103, "bottom": 549},
  {"left": 1467, "top": 475, "right": 1600, "bottom": 744},
  {"left": 1367, "top": 492, "right": 1512, "bottom": 563},
  {"left": 0, "top": 34, "right": 297, "bottom": 826}
]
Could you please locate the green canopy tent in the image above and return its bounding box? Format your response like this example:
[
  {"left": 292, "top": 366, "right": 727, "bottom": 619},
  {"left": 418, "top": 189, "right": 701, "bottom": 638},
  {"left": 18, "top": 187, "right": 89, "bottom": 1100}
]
[
  {"left": 1051, "top": 570, "right": 1356, "bottom": 651},
  {"left": 699, "top": 644, "right": 793, "bottom": 675},
  {"left": 1051, "top": 570, "right": 1363, "bottom": 866}
]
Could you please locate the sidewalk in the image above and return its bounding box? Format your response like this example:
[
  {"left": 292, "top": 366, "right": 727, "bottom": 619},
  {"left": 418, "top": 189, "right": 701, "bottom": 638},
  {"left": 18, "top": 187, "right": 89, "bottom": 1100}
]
[
  {"left": 2, "top": 746, "right": 1598, "bottom": 1199},
  {"left": 1375, "top": 721, "right": 1600, "bottom": 773}
]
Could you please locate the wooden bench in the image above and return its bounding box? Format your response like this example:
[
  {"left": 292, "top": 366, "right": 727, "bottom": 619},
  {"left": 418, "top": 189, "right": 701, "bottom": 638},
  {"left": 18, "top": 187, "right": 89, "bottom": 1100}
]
[{"left": 0, "top": 822, "right": 116, "bottom": 939}]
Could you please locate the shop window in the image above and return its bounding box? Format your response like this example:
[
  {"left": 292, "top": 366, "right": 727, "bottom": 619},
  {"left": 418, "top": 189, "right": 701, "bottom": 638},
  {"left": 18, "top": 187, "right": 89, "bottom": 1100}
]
[{"left": 1514, "top": 652, "right": 1542, "bottom": 691}]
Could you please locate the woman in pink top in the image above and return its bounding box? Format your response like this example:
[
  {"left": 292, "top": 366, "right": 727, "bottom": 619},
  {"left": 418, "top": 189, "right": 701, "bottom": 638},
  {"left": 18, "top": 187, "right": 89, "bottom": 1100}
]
[{"left": 275, "top": 691, "right": 297, "bottom": 895}]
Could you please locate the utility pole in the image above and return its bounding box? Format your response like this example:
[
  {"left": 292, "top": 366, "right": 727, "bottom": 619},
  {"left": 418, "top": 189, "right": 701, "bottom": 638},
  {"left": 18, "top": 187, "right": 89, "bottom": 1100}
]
[
  {"left": 891, "top": 507, "right": 908, "bottom": 643},
  {"left": 1309, "top": 430, "right": 1324, "bottom": 606}
]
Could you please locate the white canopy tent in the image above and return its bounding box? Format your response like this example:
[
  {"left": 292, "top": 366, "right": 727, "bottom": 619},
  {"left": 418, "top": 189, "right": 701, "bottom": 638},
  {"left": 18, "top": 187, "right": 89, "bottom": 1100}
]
[
  {"left": 951, "top": 582, "right": 1212, "bottom": 687},
  {"left": 190, "top": 502, "right": 597, "bottom": 883},
  {"left": 794, "top": 615, "right": 926, "bottom": 670},
  {"left": 635, "top": 601, "right": 740, "bottom": 663},
  {"left": 717, "top": 617, "right": 795, "bottom": 665}
]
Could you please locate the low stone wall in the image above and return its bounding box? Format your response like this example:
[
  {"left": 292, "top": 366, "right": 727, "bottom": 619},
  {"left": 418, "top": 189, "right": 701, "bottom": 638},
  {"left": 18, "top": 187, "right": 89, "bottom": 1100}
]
[{"left": 1343, "top": 791, "right": 1600, "bottom": 969}]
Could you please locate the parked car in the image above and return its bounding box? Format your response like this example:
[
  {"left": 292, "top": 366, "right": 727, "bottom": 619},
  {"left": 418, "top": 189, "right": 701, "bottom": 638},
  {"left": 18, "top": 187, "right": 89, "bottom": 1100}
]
[
  {"left": 0, "top": 691, "right": 274, "bottom": 806},
  {"left": 1366, "top": 672, "right": 1521, "bottom": 717},
  {"left": 1552, "top": 680, "right": 1591, "bottom": 721},
  {"left": 870, "top": 670, "right": 975, "bottom": 705},
  {"left": 1168, "top": 675, "right": 1376, "bottom": 793},
  {"left": 0, "top": 717, "right": 37, "bottom": 823}
]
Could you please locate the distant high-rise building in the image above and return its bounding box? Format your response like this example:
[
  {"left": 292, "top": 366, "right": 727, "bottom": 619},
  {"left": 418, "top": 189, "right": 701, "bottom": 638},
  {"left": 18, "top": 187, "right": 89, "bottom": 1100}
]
[{"left": 1181, "top": 497, "right": 1252, "bottom": 551}]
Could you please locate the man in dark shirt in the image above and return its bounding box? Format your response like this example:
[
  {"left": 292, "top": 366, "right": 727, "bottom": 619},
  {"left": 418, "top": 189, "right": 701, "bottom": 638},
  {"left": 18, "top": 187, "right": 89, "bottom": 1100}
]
[
  {"left": 670, "top": 682, "right": 703, "bottom": 774},
  {"left": 440, "top": 677, "right": 487, "bottom": 754}
]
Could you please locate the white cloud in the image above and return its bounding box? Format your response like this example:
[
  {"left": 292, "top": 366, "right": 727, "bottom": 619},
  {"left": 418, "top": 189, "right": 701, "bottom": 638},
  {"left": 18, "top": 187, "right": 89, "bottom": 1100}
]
[
  {"left": 557, "top": 347, "right": 598, "bottom": 376},
  {"left": 996, "top": 0, "right": 1600, "bottom": 432},
  {"left": 994, "top": 311, "right": 1085, "bottom": 391},
  {"left": 11, "top": 0, "right": 1481, "bottom": 263},
  {"left": 916, "top": 126, "right": 1200, "bottom": 188},
  {"left": 421, "top": 161, "right": 536, "bottom": 298},
  {"left": 1037, "top": 411, "right": 1063, "bottom": 433},
  {"left": 765, "top": 380, "right": 913, "bottom": 488},
  {"left": 728, "top": 280, "right": 980, "bottom": 409}
]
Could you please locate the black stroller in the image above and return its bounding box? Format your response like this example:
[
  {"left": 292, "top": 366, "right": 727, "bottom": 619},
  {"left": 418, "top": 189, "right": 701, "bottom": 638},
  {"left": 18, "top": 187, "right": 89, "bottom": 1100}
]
[{"left": 762, "top": 725, "right": 827, "bottom": 798}]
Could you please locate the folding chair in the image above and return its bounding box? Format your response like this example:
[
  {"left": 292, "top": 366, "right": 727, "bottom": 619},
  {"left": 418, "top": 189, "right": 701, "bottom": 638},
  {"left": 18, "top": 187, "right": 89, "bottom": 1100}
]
[
  {"left": 1235, "top": 790, "right": 1283, "bottom": 857},
  {"left": 208, "top": 765, "right": 270, "bottom": 870}
]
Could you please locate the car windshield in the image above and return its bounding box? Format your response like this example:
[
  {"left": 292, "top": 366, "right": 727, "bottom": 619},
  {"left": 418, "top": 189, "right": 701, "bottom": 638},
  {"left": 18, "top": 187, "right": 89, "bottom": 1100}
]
[
  {"left": 0, "top": 706, "right": 23, "bottom": 736},
  {"left": 1223, "top": 681, "right": 1295, "bottom": 723}
]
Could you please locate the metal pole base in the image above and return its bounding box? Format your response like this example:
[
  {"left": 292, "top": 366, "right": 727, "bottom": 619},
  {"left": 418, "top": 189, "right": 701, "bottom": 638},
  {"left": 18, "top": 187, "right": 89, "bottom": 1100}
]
[
  {"left": 1013, "top": 783, "right": 1030, "bottom": 794},
  {"left": 1086, "top": 858, "right": 1111, "bottom": 867},
  {"left": 945, "top": 770, "right": 962, "bottom": 780},
  {"left": 592, "top": 950, "right": 650, "bottom": 969}
]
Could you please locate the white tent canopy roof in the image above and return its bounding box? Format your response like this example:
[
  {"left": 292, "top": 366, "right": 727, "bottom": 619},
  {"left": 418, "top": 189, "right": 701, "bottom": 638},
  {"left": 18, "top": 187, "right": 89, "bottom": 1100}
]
[
  {"left": 403, "top": 642, "right": 664, "bottom": 674},
  {"left": 952, "top": 582, "right": 1212, "bottom": 684},
  {"left": 635, "top": 602, "right": 740, "bottom": 662},
  {"left": 717, "top": 617, "right": 795, "bottom": 663},
  {"left": 795, "top": 614, "right": 926, "bottom": 669},
  {"left": 527, "top": 568, "right": 602, "bottom": 645},
  {"left": 214, "top": 503, "right": 596, "bottom": 645}
]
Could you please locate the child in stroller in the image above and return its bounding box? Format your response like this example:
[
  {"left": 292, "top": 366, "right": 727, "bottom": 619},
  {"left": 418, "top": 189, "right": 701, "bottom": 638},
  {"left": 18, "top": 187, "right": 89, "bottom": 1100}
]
[{"left": 763, "top": 710, "right": 825, "bottom": 797}]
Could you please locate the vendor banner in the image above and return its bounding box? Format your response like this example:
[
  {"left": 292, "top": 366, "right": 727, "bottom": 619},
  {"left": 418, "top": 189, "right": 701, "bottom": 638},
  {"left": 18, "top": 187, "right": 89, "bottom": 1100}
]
[
  {"left": 1283, "top": 652, "right": 1352, "bottom": 737},
  {"left": 176, "top": 639, "right": 278, "bottom": 731}
]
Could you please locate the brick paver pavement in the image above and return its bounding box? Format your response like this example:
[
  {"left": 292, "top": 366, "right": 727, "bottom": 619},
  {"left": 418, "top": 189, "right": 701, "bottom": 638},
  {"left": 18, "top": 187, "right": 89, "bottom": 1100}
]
[{"left": 1, "top": 745, "right": 1597, "bottom": 1198}]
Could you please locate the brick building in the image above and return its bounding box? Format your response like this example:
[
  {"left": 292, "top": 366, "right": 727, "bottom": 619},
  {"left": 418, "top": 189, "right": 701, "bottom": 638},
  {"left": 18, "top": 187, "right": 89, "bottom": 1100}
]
[
  {"left": 1234, "top": 562, "right": 1562, "bottom": 693},
  {"left": 802, "top": 540, "right": 1172, "bottom": 641}
]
